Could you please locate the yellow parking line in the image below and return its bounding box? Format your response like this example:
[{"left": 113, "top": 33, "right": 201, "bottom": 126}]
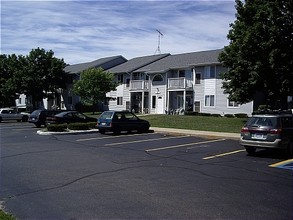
[
  {"left": 106, "top": 135, "right": 190, "bottom": 146},
  {"left": 203, "top": 149, "right": 246, "bottom": 160},
  {"left": 146, "top": 139, "right": 226, "bottom": 152},
  {"left": 269, "top": 159, "right": 293, "bottom": 167}
]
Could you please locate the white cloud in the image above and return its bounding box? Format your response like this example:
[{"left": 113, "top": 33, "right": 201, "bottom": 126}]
[{"left": 1, "top": 1, "right": 236, "bottom": 64}]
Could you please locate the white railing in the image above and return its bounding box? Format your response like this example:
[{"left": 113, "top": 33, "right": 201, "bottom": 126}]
[
  {"left": 168, "top": 78, "right": 193, "bottom": 89},
  {"left": 130, "top": 80, "right": 149, "bottom": 90}
]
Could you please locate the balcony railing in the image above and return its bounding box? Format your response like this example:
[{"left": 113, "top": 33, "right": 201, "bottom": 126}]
[
  {"left": 130, "top": 80, "right": 149, "bottom": 91},
  {"left": 168, "top": 78, "right": 193, "bottom": 89}
]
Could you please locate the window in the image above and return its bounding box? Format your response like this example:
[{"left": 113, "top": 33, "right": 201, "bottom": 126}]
[
  {"left": 228, "top": 99, "right": 240, "bottom": 107},
  {"left": 152, "top": 96, "right": 156, "bottom": 108},
  {"left": 117, "top": 97, "right": 123, "bottom": 105},
  {"left": 126, "top": 78, "right": 130, "bottom": 87},
  {"left": 195, "top": 73, "right": 201, "bottom": 84},
  {"left": 179, "top": 70, "right": 185, "bottom": 77},
  {"left": 117, "top": 74, "right": 123, "bottom": 83},
  {"left": 205, "top": 66, "right": 216, "bottom": 79},
  {"left": 205, "top": 95, "right": 215, "bottom": 107},
  {"left": 153, "top": 74, "right": 163, "bottom": 82}
]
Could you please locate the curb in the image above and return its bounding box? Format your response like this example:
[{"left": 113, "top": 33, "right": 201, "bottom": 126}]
[{"left": 37, "top": 129, "right": 99, "bottom": 135}]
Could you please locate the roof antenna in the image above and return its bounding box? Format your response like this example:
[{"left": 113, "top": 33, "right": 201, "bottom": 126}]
[{"left": 154, "top": 29, "right": 163, "bottom": 54}]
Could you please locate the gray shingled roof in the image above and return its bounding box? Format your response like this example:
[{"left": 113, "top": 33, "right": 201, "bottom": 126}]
[
  {"left": 134, "top": 49, "right": 223, "bottom": 74},
  {"left": 64, "top": 55, "right": 127, "bottom": 74},
  {"left": 107, "top": 53, "right": 170, "bottom": 74}
]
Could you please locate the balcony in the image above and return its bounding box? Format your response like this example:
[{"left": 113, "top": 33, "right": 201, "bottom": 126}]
[
  {"left": 168, "top": 78, "right": 193, "bottom": 90},
  {"left": 130, "top": 80, "right": 149, "bottom": 91}
]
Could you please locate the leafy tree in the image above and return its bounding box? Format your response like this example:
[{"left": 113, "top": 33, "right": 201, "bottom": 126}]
[
  {"left": 219, "top": 0, "right": 293, "bottom": 110},
  {"left": 20, "top": 48, "right": 68, "bottom": 109},
  {"left": 0, "top": 54, "right": 26, "bottom": 107},
  {"left": 72, "top": 67, "right": 118, "bottom": 113}
]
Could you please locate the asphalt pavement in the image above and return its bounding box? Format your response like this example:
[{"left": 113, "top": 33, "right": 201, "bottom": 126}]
[{"left": 37, "top": 127, "right": 240, "bottom": 139}]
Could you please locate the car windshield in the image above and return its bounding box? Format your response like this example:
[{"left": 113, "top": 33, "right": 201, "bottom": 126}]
[
  {"left": 100, "top": 112, "right": 114, "bottom": 119},
  {"left": 246, "top": 117, "right": 278, "bottom": 127},
  {"left": 30, "top": 110, "right": 41, "bottom": 116}
]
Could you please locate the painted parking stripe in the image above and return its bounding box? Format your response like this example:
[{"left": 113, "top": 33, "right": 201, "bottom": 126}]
[
  {"left": 203, "top": 149, "right": 246, "bottom": 160},
  {"left": 76, "top": 133, "right": 152, "bottom": 142},
  {"left": 146, "top": 139, "right": 226, "bottom": 152},
  {"left": 105, "top": 135, "right": 191, "bottom": 146},
  {"left": 269, "top": 159, "right": 293, "bottom": 170}
]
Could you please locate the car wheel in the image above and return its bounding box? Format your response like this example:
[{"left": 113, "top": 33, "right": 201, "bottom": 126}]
[
  {"left": 22, "top": 115, "right": 28, "bottom": 122},
  {"left": 35, "top": 122, "right": 41, "bottom": 128},
  {"left": 245, "top": 146, "right": 256, "bottom": 155},
  {"left": 99, "top": 129, "right": 105, "bottom": 134}
]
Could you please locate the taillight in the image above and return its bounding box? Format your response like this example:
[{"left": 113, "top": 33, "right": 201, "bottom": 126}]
[
  {"left": 269, "top": 128, "right": 282, "bottom": 134},
  {"left": 241, "top": 127, "right": 249, "bottom": 133}
]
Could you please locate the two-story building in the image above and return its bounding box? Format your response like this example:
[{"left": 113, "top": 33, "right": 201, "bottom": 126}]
[{"left": 106, "top": 49, "right": 253, "bottom": 116}]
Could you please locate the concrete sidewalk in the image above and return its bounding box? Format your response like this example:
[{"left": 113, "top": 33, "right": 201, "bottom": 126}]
[{"left": 151, "top": 127, "right": 240, "bottom": 140}]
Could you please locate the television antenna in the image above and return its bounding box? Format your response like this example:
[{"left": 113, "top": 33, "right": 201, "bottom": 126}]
[{"left": 155, "top": 29, "right": 163, "bottom": 54}]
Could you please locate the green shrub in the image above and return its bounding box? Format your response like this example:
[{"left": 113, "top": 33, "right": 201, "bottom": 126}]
[
  {"left": 211, "top": 114, "right": 222, "bottom": 117},
  {"left": 234, "top": 113, "right": 248, "bottom": 118},
  {"left": 224, "top": 114, "right": 235, "bottom": 118},
  {"left": 87, "top": 122, "right": 97, "bottom": 129},
  {"left": 47, "top": 124, "right": 68, "bottom": 132},
  {"left": 68, "top": 123, "right": 90, "bottom": 130}
]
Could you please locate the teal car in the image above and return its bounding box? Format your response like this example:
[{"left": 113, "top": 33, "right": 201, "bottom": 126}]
[{"left": 97, "top": 111, "right": 150, "bottom": 134}]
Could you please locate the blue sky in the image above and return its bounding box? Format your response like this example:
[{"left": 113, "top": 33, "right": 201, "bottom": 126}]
[{"left": 1, "top": 0, "right": 236, "bottom": 64}]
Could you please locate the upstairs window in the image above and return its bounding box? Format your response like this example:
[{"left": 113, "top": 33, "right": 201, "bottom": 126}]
[
  {"left": 179, "top": 70, "right": 185, "bottom": 77},
  {"left": 195, "top": 73, "right": 201, "bottom": 84},
  {"left": 117, "top": 97, "right": 123, "bottom": 105},
  {"left": 205, "top": 66, "right": 216, "bottom": 79},
  {"left": 117, "top": 74, "right": 123, "bottom": 83}
]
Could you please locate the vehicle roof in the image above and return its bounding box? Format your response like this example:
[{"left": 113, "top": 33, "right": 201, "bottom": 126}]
[{"left": 0, "top": 108, "right": 14, "bottom": 110}]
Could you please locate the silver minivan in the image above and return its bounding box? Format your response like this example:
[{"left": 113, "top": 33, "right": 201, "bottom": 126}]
[{"left": 240, "top": 113, "right": 293, "bottom": 155}]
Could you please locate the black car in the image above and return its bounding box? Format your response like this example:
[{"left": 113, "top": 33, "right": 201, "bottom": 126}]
[
  {"left": 97, "top": 110, "right": 150, "bottom": 134},
  {"left": 240, "top": 111, "right": 293, "bottom": 155},
  {"left": 28, "top": 109, "right": 63, "bottom": 127},
  {"left": 46, "top": 111, "right": 96, "bottom": 125}
]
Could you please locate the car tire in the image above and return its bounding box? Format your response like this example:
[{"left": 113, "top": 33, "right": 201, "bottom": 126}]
[
  {"left": 35, "top": 122, "right": 41, "bottom": 128},
  {"left": 245, "top": 146, "right": 256, "bottom": 155},
  {"left": 22, "top": 115, "right": 28, "bottom": 122},
  {"left": 99, "top": 129, "right": 105, "bottom": 134}
]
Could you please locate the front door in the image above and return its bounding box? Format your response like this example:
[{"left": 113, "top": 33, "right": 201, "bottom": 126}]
[{"left": 156, "top": 96, "right": 164, "bottom": 114}]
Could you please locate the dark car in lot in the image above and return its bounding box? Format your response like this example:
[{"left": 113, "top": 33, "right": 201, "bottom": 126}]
[
  {"left": 97, "top": 110, "right": 150, "bottom": 134},
  {"left": 46, "top": 111, "right": 96, "bottom": 125},
  {"left": 28, "top": 109, "right": 63, "bottom": 127},
  {"left": 240, "top": 111, "right": 293, "bottom": 155}
]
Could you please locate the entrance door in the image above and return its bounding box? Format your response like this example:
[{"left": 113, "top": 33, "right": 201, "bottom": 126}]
[{"left": 156, "top": 96, "right": 164, "bottom": 114}]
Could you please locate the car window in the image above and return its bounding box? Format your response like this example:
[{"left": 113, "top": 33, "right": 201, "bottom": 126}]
[
  {"left": 100, "top": 112, "right": 113, "bottom": 119},
  {"left": 246, "top": 117, "right": 277, "bottom": 127}
]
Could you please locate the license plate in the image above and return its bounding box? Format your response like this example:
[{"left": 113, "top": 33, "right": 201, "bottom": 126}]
[
  {"left": 101, "top": 122, "right": 106, "bottom": 126},
  {"left": 251, "top": 133, "right": 267, "bottom": 140}
]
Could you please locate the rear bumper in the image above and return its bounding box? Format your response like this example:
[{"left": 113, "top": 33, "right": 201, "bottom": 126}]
[{"left": 239, "top": 137, "right": 285, "bottom": 149}]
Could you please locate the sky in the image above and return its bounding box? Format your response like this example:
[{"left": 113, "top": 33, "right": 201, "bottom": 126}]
[{"left": 1, "top": 0, "right": 236, "bottom": 65}]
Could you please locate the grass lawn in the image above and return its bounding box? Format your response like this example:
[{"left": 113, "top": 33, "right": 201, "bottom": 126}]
[
  {"left": 0, "top": 210, "right": 16, "bottom": 220},
  {"left": 141, "top": 114, "right": 247, "bottom": 133},
  {"left": 86, "top": 113, "right": 247, "bottom": 133}
]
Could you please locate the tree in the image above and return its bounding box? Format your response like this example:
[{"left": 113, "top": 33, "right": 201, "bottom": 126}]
[
  {"left": 72, "top": 67, "right": 118, "bottom": 113},
  {"left": 20, "top": 48, "right": 68, "bottom": 109},
  {"left": 0, "top": 54, "right": 26, "bottom": 107},
  {"left": 219, "top": 0, "right": 293, "bottom": 110}
]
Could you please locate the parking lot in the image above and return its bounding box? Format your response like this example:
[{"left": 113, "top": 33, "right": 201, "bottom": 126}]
[{"left": 1, "top": 122, "right": 292, "bottom": 219}]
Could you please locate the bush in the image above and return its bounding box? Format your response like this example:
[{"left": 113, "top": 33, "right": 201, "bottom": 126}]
[
  {"left": 224, "top": 114, "right": 235, "bottom": 118},
  {"left": 47, "top": 124, "right": 68, "bottom": 132},
  {"left": 211, "top": 114, "right": 222, "bottom": 117},
  {"left": 234, "top": 113, "right": 248, "bottom": 118},
  {"left": 67, "top": 122, "right": 97, "bottom": 130}
]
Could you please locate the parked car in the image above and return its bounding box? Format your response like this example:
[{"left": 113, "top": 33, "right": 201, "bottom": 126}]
[
  {"left": 0, "top": 108, "right": 28, "bottom": 122},
  {"left": 46, "top": 111, "right": 96, "bottom": 125},
  {"left": 29, "top": 109, "right": 63, "bottom": 127},
  {"left": 240, "top": 111, "right": 293, "bottom": 155},
  {"left": 97, "top": 110, "right": 150, "bottom": 134}
]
